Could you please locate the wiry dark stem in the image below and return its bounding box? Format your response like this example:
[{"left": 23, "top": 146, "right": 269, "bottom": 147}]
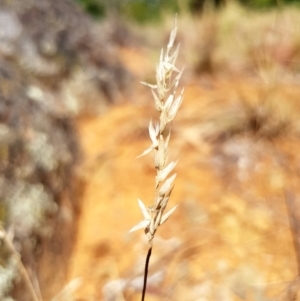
[{"left": 141, "top": 246, "right": 152, "bottom": 301}]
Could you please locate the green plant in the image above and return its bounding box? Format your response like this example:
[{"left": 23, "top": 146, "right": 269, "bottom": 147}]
[{"left": 130, "top": 18, "right": 184, "bottom": 301}]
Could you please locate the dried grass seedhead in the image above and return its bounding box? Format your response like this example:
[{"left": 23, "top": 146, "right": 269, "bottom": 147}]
[{"left": 130, "top": 19, "right": 184, "bottom": 246}]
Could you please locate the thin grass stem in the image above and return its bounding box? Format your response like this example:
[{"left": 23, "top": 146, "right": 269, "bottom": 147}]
[
  {"left": 141, "top": 246, "right": 152, "bottom": 301},
  {"left": 0, "top": 226, "right": 42, "bottom": 301}
]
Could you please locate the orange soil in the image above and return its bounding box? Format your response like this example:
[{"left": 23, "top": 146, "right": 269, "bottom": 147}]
[{"left": 67, "top": 47, "right": 300, "bottom": 301}]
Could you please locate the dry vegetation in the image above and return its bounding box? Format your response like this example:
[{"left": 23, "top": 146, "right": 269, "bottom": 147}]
[
  {"left": 2, "top": 1, "right": 300, "bottom": 301},
  {"left": 68, "top": 3, "right": 300, "bottom": 301}
]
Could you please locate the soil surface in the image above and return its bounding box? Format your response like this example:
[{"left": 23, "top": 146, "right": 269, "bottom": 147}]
[{"left": 67, "top": 46, "right": 300, "bottom": 301}]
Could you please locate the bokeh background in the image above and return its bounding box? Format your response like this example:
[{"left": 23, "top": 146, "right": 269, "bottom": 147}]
[{"left": 1, "top": 0, "right": 300, "bottom": 300}]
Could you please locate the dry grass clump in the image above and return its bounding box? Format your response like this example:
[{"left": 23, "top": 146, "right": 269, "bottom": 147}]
[
  {"left": 130, "top": 18, "right": 184, "bottom": 300},
  {"left": 159, "top": 3, "right": 300, "bottom": 78},
  {"left": 216, "top": 3, "right": 300, "bottom": 76}
]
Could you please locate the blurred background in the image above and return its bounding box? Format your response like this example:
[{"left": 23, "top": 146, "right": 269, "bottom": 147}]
[{"left": 1, "top": 0, "right": 300, "bottom": 300}]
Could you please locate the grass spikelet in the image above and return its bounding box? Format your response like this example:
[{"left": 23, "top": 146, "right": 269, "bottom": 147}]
[{"left": 130, "top": 17, "right": 184, "bottom": 301}]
